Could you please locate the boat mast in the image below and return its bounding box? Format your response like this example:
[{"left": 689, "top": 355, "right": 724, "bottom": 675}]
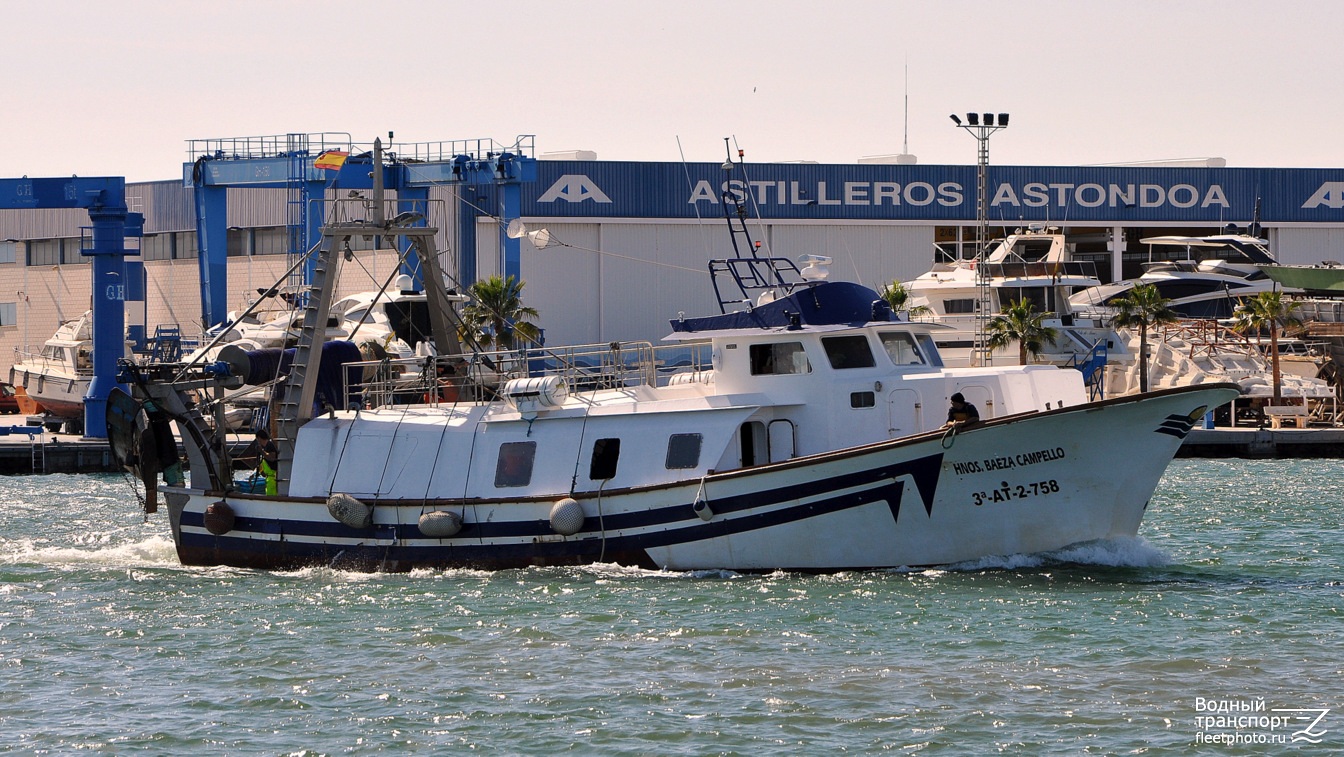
[{"left": 271, "top": 138, "right": 464, "bottom": 495}]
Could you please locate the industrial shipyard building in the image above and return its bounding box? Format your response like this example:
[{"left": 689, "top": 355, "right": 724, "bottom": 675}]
[{"left": 2, "top": 137, "right": 1343, "bottom": 370}]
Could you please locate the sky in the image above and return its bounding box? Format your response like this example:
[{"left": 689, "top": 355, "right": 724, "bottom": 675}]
[{"left": 2, "top": 0, "right": 1340, "bottom": 183}]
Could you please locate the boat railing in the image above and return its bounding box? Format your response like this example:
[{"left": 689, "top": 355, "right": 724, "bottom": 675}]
[
  {"left": 981, "top": 260, "right": 1099, "bottom": 279},
  {"left": 11, "top": 347, "right": 93, "bottom": 377},
  {"left": 1151, "top": 320, "right": 1261, "bottom": 361},
  {"left": 320, "top": 197, "right": 449, "bottom": 228},
  {"left": 343, "top": 340, "right": 714, "bottom": 408}
]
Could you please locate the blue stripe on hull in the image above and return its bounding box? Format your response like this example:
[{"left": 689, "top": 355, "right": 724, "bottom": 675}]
[{"left": 176, "top": 452, "right": 942, "bottom": 571}]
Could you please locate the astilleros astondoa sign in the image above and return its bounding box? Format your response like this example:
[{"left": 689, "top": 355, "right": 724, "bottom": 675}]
[{"left": 524, "top": 162, "right": 1344, "bottom": 224}]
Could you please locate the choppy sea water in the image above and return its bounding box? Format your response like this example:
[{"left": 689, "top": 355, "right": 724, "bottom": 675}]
[{"left": 1, "top": 460, "right": 1341, "bottom": 755}]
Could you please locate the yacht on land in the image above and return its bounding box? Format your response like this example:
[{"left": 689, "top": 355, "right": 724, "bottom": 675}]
[
  {"left": 107, "top": 145, "right": 1236, "bottom": 573},
  {"left": 190, "top": 276, "right": 434, "bottom": 364},
  {"left": 8, "top": 311, "right": 122, "bottom": 429},
  {"left": 1070, "top": 233, "right": 1293, "bottom": 320},
  {"left": 905, "top": 225, "right": 1127, "bottom": 368}
]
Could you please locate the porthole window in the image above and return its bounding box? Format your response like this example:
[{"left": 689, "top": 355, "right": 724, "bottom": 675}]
[
  {"left": 850, "top": 391, "right": 876, "bottom": 408},
  {"left": 494, "top": 441, "right": 536, "bottom": 487},
  {"left": 666, "top": 433, "right": 703, "bottom": 469},
  {"left": 589, "top": 438, "right": 621, "bottom": 480}
]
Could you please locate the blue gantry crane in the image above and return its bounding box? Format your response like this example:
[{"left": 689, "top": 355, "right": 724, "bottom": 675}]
[
  {"left": 186, "top": 133, "right": 537, "bottom": 329},
  {"left": 0, "top": 176, "right": 143, "bottom": 438}
]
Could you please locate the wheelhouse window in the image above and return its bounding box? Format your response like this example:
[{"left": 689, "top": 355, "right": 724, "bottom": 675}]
[
  {"left": 749, "top": 342, "right": 811, "bottom": 375},
  {"left": 494, "top": 441, "right": 536, "bottom": 487},
  {"left": 944, "top": 298, "right": 977, "bottom": 314},
  {"left": 665, "top": 433, "right": 702, "bottom": 469},
  {"left": 879, "top": 331, "right": 927, "bottom": 366},
  {"left": 916, "top": 334, "right": 944, "bottom": 367},
  {"left": 821, "top": 335, "right": 876, "bottom": 369}
]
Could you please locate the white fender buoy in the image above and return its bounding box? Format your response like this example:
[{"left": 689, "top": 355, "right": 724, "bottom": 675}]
[
  {"left": 328, "top": 493, "right": 373, "bottom": 529},
  {"left": 419, "top": 510, "right": 463, "bottom": 538},
  {"left": 549, "top": 497, "right": 585, "bottom": 536},
  {"left": 693, "top": 498, "right": 714, "bottom": 522}
]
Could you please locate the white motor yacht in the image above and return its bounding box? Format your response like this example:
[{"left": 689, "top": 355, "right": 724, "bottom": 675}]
[
  {"left": 905, "top": 225, "right": 1127, "bottom": 369},
  {"left": 1070, "top": 234, "right": 1293, "bottom": 320},
  {"left": 8, "top": 311, "right": 131, "bottom": 423}
]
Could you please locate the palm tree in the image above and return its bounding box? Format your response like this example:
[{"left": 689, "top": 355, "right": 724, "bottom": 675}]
[
  {"left": 878, "top": 281, "right": 932, "bottom": 319},
  {"left": 460, "top": 275, "right": 541, "bottom": 349},
  {"left": 985, "top": 298, "right": 1058, "bottom": 365},
  {"left": 1110, "top": 283, "right": 1178, "bottom": 393},
  {"left": 1232, "top": 289, "right": 1303, "bottom": 403}
]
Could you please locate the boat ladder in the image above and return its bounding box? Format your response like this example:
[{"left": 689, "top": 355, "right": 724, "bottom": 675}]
[
  {"left": 30, "top": 433, "right": 46, "bottom": 474},
  {"left": 1067, "top": 342, "right": 1109, "bottom": 401}
]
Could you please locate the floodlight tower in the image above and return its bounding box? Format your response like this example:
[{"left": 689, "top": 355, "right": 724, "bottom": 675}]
[{"left": 950, "top": 111, "right": 1009, "bottom": 365}]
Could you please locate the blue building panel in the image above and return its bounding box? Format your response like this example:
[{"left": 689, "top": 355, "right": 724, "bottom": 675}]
[{"left": 523, "top": 162, "right": 1344, "bottom": 225}]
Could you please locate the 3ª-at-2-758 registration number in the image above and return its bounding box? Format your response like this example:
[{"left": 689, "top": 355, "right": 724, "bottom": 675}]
[{"left": 971, "top": 479, "right": 1060, "bottom": 506}]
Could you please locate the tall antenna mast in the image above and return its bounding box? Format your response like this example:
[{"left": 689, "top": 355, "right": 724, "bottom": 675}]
[
  {"left": 896, "top": 63, "right": 917, "bottom": 165},
  {"left": 902, "top": 63, "right": 910, "bottom": 156}
]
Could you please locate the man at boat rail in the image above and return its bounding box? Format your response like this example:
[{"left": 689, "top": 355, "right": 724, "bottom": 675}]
[{"left": 944, "top": 392, "right": 981, "bottom": 429}]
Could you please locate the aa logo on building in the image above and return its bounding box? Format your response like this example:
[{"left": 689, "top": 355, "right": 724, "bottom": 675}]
[
  {"left": 1302, "top": 182, "right": 1344, "bottom": 209},
  {"left": 538, "top": 175, "right": 612, "bottom": 203}
]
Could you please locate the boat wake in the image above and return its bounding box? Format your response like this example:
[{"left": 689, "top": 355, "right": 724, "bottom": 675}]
[
  {"left": 0, "top": 534, "right": 179, "bottom": 569},
  {"left": 917, "top": 536, "right": 1173, "bottom": 573}
]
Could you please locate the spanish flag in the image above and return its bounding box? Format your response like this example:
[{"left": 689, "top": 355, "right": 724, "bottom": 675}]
[{"left": 314, "top": 150, "right": 349, "bottom": 171}]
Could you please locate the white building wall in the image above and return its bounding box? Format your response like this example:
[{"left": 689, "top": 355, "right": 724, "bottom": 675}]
[
  {"left": 507, "top": 219, "right": 935, "bottom": 346},
  {"left": 769, "top": 224, "right": 934, "bottom": 291},
  {"left": 517, "top": 223, "right": 602, "bottom": 345},
  {"left": 1273, "top": 228, "right": 1344, "bottom": 266}
]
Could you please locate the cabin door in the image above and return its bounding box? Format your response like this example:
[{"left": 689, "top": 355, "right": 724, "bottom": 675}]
[
  {"left": 957, "top": 384, "right": 995, "bottom": 420},
  {"left": 886, "top": 389, "right": 922, "bottom": 437},
  {"left": 767, "top": 419, "right": 796, "bottom": 462}
]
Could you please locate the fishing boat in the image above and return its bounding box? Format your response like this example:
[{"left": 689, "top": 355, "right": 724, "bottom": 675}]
[
  {"left": 904, "top": 225, "right": 1127, "bottom": 368},
  {"left": 109, "top": 145, "right": 1237, "bottom": 572}
]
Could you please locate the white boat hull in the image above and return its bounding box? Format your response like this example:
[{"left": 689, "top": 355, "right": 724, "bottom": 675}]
[
  {"left": 10, "top": 370, "right": 90, "bottom": 419},
  {"left": 160, "top": 384, "right": 1232, "bottom": 572}
]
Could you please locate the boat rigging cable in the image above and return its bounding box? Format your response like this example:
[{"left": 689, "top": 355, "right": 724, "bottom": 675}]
[
  {"left": 171, "top": 238, "right": 324, "bottom": 381},
  {"left": 596, "top": 478, "right": 608, "bottom": 563},
  {"left": 729, "top": 136, "right": 775, "bottom": 258},
  {"left": 676, "top": 135, "right": 714, "bottom": 262}
]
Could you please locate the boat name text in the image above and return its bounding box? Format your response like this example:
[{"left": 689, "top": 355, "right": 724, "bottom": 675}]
[{"left": 950, "top": 446, "right": 1066, "bottom": 475}]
